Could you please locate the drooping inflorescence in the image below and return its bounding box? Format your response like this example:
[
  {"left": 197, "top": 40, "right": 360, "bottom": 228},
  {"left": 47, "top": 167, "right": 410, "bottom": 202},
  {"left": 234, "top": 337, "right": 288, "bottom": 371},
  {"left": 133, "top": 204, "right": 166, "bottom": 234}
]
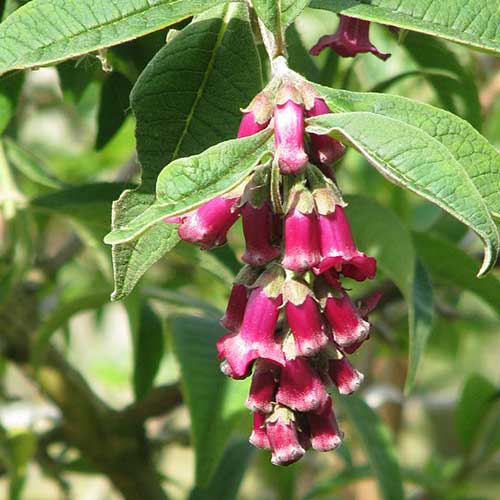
[{"left": 166, "top": 69, "right": 381, "bottom": 466}]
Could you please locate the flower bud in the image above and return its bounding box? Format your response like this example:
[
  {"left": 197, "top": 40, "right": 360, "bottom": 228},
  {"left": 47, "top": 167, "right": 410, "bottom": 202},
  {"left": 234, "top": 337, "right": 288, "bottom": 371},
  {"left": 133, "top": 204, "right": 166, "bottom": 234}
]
[
  {"left": 246, "top": 360, "right": 280, "bottom": 414},
  {"left": 307, "top": 98, "right": 346, "bottom": 166},
  {"left": 316, "top": 206, "right": 376, "bottom": 281},
  {"left": 307, "top": 397, "right": 343, "bottom": 451},
  {"left": 274, "top": 86, "right": 308, "bottom": 175},
  {"left": 177, "top": 196, "right": 240, "bottom": 250},
  {"left": 217, "top": 266, "right": 285, "bottom": 379},
  {"left": 242, "top": 203, "right": 281, "bottom": 266},
  {"left": 220, "top": 265, "right": 262, "bottom": 332},
  {"left": 266, "top": 406, "right": 305, "bottom": 466},
  {"left": 329, "top": 356, "right": 364, "bottom": 395},
  {"left": 249, "top": 412, "right": 271, "bottom": 450},
  {"left": 220, "top": 283, "right": 248, "bottom": 333},
  {"left": 310, "top": 15, "right": 391, "bottom": 61},
  {"left": 276, "top": 357, "right": 329, "bottom": 413},
  {"left": 324, "top": 288, "right": 370, "bottom": 348},
  {"left": 237, "top": 111, "right": 269, "bottom": 138},
  {"left": 239, "top": 93, "right": 272, "bottom": 139},
  {"left": 283, "top": 279, "right": 329, "bottom": 357}
]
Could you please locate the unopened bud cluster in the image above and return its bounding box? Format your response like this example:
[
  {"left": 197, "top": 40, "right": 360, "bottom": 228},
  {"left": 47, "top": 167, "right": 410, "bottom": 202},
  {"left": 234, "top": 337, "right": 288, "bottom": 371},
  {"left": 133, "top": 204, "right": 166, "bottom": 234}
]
[{"left": 166, "top": 77, "right": 380, "bottom": 465}]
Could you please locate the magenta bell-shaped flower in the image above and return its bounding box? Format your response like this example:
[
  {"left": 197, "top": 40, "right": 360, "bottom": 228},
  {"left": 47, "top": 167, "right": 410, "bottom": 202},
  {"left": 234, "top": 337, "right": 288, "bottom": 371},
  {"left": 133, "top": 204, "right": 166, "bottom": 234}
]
[
  {"left": 324, "top": 288, "right": 370, "bottom": 348},
  {"left": 176, "top": 196, "right": 240, "bottom": 250},
  {"left": 276, "top": 357, "right": 329, "bottom": 413},
  {"left": 266, "top": 407, "right": 305, "bottom": 466},
  {"left": 316, "top": 206, "right": 376, "bottom": 281},
  {"left": 307, "top": 397, "right": 343, "bottom": 451},
  {"left": 242, "top": 203, "right": 281, "bottom": 266},
  {"left": 249, "top": 412, "right": 271, "bottom": 450},
  {"left": 246, "top": 360, "right": 280, "bottom": 414},
  {"left": 284, "top": 280, "right": 329, "bottom": 357},
  {"left": 307, "top": 98, "right": 346, "bottom": 166},
  {"left": 217, "top": 268, "right": 285, "bottom": 379},
  {"left": 329, "top": 356, "right": 364, "bottom": 395},
  {"left": 274, "top": 87, "right": 308, "bottom": 175},
  {"left": 282, "top": 209, "right": 321, "bottom": 273},
  {"left": 310, "top": 15, "right": 391, "bottom": 61}
]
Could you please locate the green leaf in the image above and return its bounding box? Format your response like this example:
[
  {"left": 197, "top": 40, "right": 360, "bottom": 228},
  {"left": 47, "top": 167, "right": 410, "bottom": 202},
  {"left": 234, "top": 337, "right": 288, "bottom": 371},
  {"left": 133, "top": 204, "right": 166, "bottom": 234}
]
[
  {"left": 126, "top": 299, "right": 164, "bottom": 400},
  {"left": 106, "top": 130, "right": 272, "bottom": 245},
  {"left": 252, "top": 0, "right": 311, "bottom": 35},
  {"left": 3, "top": 138, "right": 64, "bottom": 189},
  {"left": 455, "top": 374, "right": 497, "bottom": 452},
  {"left": 311, "top": 85, "right": 500, "bottom": 220},
  {"left": 32, "top": 289, "right": 111, "bottom": 368},
  {"left": 345, "top": 195, "right": 414, "bottom": 296},
  {"left": 307, "top": 106, "right": 499, "bottom": 276},
  {"left": 413, "top": 232, "right": 500, "bottom": 315},
  {"left": 406, "top": 259, "right": 433, "bottom": 393},
  {"left": 346, "top": 196, "right": 432, "bottom": 392},
  {"left": 96, "top": 72, "right": 133, "bottom": 150},
  {"left": 171, "top": 315, "right": 250, "bottom": 487},
  {"left": 0, "top": 72, "right": 23, "bottom": 135},
  {"left": 32, "top": 182, "right": 131, "bottom": 240},
  {"left": 309, "top": 0, "right": 500, "bottom": 55},
  {"left": 109, "top": 3, "right": 263, "bottom": 301},
  {"left": 340, "top": 395, "right": 404, "bottom": 500},
  {"left": 188, "top": 439, "right": 254, "bottom": 500},
  {"left": 0, "top": 0, "right": 234, "bottom": 75},
  {"left": 303, "top": 465, "right": 372, "bottom": 499},
  {"left": 403, "top": 32, "right": 481, "bottom": 129}
]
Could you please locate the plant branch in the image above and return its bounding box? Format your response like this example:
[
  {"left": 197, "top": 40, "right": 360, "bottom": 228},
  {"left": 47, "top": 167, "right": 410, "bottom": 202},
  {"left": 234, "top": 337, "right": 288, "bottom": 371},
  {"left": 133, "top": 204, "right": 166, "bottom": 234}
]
[{"left": 0, "top": 284, "right": 180, "bottom": 500}]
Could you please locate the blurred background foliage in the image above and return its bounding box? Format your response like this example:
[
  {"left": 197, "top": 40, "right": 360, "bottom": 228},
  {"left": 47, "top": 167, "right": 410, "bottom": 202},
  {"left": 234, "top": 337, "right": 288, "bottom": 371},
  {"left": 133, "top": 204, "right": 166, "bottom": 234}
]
[{"left": 0, "top": 3, "right": 499, "bottom": 500}]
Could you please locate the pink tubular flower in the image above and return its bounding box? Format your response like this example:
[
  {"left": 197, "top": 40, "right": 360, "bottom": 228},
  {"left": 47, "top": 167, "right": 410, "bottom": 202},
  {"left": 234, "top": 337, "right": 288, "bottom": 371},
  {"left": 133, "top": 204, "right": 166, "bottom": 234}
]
[
  {"left": 307, "top": 397, "right": 343, "bottom": 451},
  {"left": 284, "top": 280, "right": 329, "bottom": 357},
  {"left": 316, "top": 206, "right": 376, "bottom": 281},
  {"left": 274, "top": 86, "right": 308, "bottom": 175},
  {"left": 249, "top": 412, "right": 271, "bottom": 449},
  {"left": 282, "top": 209, "right": 321, "bottom": 273},
  {"left": 276, "top": 357, "right": 329, "bottom": 413},
  {"left": 242, "top": 203, "right": 281, "bottom": 266},
  {"left": 176, "top": 196, "right": 240, "bottom": 250},
  {"left": 324, "top": 288, "right": 370, "bottom": 348},
  {"left": 266, "top": 407, "right": 305, "bottom": 466},
  {"left": 246, "top": 361, "right": 280, "bottom": 414},
  {"left": 310, "top": 15, "right": 391, "bottom": 61},
  {"left": 329, "top": 356, "right": 364, "bottom": 395},
  {"left": 217, "top": 267, "right": 285, "bottom": 379},
  {"left": 307, "top": 98, "right": 346, "bottom": 166}
]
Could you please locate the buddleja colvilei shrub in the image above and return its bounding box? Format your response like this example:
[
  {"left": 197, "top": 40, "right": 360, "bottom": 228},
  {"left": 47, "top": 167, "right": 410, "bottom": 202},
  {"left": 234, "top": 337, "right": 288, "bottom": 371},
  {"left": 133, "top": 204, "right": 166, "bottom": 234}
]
[{"left": 0, "top": 0, "right": 499, "bottom": 497}]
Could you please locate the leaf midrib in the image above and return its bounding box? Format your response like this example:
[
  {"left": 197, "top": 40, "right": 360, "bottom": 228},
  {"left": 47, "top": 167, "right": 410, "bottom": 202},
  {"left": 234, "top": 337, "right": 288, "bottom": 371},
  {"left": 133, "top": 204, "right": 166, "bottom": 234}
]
[{"left": 171, "top": 3, "right": 235, "bottom": 162}]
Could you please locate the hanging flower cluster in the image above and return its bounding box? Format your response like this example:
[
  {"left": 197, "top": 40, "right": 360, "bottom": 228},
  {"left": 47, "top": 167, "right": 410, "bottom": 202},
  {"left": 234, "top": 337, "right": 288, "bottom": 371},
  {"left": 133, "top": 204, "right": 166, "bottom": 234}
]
[
  {"left": 310, "top": 14, "right": 391, "bottom": 61},
  {"left": 167, "top": 75, "right": 381, "bottom": 466}
]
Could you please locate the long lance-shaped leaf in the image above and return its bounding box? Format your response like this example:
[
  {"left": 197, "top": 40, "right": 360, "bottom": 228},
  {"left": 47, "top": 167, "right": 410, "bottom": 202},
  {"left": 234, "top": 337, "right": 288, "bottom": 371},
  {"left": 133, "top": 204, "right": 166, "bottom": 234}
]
[
  {"left": 0, "top": 0, "right": 235, "bottom": 75},
  {"left": 340, "top": 395, "right": 404, "bottom": 500},
  {"left": 109, "top": 3, "right": 262, "bottom": 301},
  {"left": 311, "top": 84, "right": 500, "bottom": 220},
  {"left": 309, "top": 0, "right": 500, "bottom": 56},
  {"left": 307, "top": 113, "right": 499, "bottom": 276},
  {"left": 105, "top": 129, "right": 273, "bottom": 245},
  {"left": 346, "top": 195, "right": 433, "bottom": 392}
]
